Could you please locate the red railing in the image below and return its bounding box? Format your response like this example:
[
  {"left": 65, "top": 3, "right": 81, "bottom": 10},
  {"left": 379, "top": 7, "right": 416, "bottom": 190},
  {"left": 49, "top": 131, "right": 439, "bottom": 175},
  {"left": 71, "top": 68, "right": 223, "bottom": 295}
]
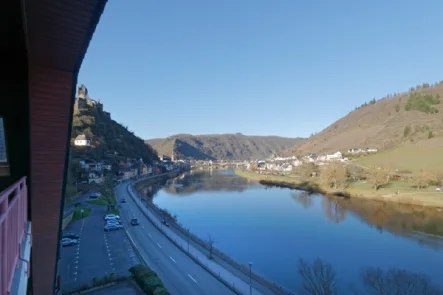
[{"left": 0, "top": 177, "right": 29, "bottom": 295}]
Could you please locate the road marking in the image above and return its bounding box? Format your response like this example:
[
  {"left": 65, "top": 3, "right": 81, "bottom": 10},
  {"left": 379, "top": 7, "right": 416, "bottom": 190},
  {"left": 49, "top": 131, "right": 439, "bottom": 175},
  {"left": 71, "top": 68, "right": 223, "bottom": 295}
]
[
  {"left": 169, "top": 256, "right": 176, "bottom": 263},
  {"left": 141, "top": 225, "right": 145, "bottom": 229},
  {"left": 188, "top": 274, "right": 197, "bottom": 283},
  {"left": 148, "top": 233, "right": 152, "bottom": 238},
  {"left": 157, "top": 242, "right": 162, "bottom": 249}
]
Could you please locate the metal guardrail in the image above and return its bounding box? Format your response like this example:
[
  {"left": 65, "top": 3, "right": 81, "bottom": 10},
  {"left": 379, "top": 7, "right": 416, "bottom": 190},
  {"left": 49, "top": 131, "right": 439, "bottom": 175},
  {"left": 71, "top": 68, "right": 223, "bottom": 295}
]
[{"left": 0, "top": 177, "right": 29, "bottom": 295}]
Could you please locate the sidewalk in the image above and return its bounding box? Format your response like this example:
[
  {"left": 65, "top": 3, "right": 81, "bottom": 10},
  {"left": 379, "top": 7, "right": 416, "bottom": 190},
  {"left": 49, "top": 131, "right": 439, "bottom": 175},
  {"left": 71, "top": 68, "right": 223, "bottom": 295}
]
[{"left": 127, "top": 184, "right": 264, "bottom": 295}]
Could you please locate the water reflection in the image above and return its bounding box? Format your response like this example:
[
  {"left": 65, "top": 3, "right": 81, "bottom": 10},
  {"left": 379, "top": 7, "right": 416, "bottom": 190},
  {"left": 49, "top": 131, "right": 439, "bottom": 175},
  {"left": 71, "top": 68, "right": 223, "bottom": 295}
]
[
  {"left": 160, "top": 170, "right": 254, "bottom": 196},
  {"left": 291, "top": 191, "right": 443, "bottom": 249},
  {"left": 140, "top": 170, "right": 443, "bottom": 250}
]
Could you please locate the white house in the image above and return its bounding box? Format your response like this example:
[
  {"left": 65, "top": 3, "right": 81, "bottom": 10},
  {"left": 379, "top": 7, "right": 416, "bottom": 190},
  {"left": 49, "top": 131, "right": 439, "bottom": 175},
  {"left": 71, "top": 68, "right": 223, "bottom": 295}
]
[
  {"left": 88, "top": 171, "right": 103, "bottom": 184},
  {"left": 367, "top": 148, "right": 378, "bottom": 153},
  {"left": 326, "top": 151, "right": 342, "bottom": 160},
  {"left": 74, "top": 134, "right": 90, "bottom": 146}
]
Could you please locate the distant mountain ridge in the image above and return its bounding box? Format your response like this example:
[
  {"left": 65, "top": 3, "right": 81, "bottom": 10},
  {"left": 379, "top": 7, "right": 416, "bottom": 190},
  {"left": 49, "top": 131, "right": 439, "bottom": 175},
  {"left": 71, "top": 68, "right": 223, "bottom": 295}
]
[
  {"left": 146, "top": 133, "right": 306, "bottom": 160},
  {"left": 290, "top": 81, "right": 443, "bottom": 155}
]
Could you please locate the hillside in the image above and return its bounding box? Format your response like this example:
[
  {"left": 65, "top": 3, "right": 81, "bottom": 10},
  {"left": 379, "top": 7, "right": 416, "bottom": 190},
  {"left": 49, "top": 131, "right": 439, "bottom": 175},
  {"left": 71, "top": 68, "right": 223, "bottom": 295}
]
[
  {"left": 291, "top": 81, "right": 443, "bottom": 155},
  {"left": 146, "top": 133, "right": 305, "bottom": 160},
  {"left": 70, "top": 105, "right": 158, "bottom": 163}
]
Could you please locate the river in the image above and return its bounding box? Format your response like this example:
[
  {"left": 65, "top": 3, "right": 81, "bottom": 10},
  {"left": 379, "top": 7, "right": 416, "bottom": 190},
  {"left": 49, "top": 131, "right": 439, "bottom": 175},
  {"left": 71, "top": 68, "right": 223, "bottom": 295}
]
[{"left": 143, "top": 169, "right": 443, "bottom": 293}]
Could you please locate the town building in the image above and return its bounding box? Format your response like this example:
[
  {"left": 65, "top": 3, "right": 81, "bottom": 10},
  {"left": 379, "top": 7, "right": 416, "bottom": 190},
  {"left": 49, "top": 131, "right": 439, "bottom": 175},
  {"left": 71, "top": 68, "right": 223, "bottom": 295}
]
[{"left": 74, "top": 134, "right": 91, "bottom": 146}]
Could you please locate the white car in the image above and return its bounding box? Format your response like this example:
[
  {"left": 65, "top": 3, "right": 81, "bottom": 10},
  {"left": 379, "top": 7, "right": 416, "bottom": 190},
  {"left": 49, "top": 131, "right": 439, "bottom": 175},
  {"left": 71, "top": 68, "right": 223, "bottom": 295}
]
[{"left": 104, "top": 214, "right": 120, "bottom": 221}]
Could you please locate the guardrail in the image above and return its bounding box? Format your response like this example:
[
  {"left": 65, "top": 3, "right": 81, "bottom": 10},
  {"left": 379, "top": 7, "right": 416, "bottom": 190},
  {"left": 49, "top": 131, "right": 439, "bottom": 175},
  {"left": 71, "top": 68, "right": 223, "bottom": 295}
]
[
  {"left": 129, "top": 179, "right": 296, "bottom": 295},
  {"left": 0, "top": 177, "right": 30, "bottom": 295}
]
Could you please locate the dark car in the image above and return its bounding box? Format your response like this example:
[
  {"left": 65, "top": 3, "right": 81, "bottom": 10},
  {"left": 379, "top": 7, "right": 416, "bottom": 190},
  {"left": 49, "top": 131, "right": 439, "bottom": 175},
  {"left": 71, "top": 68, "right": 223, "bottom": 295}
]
[
  {"left": 131, "top": 218, "right": 139, "bottom": 226},
  {"left": 62, "top": 233, "right": 80, "bottom": 239},
  {"left": 161, "top": 219, "right": 170, "bottom": 227},
  {"left": 104, "top": 224, "right": 123, "bottom": 232},
  {"left": 120, "top": 198, "right": 126, "bottom": 203}
]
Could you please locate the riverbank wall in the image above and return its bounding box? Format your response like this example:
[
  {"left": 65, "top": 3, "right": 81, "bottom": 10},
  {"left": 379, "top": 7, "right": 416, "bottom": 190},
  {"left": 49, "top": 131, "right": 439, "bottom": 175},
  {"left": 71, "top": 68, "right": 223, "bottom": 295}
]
[
  {"left": 235, "top": 169, "right": 443, "bottom": 208},
  {"left": 131, "top": 173, "right": 296, "bottom": 295}
]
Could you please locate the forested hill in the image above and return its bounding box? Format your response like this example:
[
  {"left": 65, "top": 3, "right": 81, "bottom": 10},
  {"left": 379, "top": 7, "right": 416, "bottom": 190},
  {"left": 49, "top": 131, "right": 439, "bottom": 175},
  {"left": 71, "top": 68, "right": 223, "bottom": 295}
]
[
  {"left": 70, "top": 105, "right": 158, "bottom": 163},
  {"left": 146, "top": 133, "right": 306, "bottom": 160}
]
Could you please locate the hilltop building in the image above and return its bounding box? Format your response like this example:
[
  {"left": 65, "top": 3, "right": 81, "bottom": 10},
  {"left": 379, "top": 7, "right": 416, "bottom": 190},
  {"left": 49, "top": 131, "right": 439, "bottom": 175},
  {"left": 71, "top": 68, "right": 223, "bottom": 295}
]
[{"left": 73, "top": 84, "right": 103, "bottom": 113}]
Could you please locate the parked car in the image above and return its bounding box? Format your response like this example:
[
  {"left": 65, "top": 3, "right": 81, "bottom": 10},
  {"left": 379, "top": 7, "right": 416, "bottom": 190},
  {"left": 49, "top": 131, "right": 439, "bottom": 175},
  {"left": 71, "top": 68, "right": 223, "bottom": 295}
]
[
  {"left": 104, "top": 214, "right": 120, "bottom": 221},
  {"left": 62, "top": 233, "right": 80, "bottom": 239},
  {"left": 106, "top": 220, "right": 122, "bottom": 226},
  {"left": 61, "top": 238, "right": 78, "bottom": 247},
  {"left": 89, "top": 192, "right": 101, "bottom": 199},
  {"left": 104, "top": 224, "right": 123, "bottom": 232},
  {"left": 131, "top": 218, "right": 139, "bottom": 226},
  {"left": 120, "top": 198, "right": 126, "bottom": 203},
  {"left": 161, "top": 219, "right": 170, "bottom": 227}
]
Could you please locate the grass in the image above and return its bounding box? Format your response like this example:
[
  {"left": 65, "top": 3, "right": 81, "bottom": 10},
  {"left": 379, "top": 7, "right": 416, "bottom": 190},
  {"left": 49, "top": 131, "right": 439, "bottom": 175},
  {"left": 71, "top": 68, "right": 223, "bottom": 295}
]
[
  {"left": 72, "top": 207, "right": 91, "bottom": 220},
  {"left": 355, "top": 144, "right": 443, "bottom": 173},
  {"left": 86, "top": 197, "right": 109, "bottom": 205},
  {"left": 235, "top": 169, "right": 443, "bottom": 208},
  {"left": 106, "top": 207, "right": 120, "bottom": 215}
]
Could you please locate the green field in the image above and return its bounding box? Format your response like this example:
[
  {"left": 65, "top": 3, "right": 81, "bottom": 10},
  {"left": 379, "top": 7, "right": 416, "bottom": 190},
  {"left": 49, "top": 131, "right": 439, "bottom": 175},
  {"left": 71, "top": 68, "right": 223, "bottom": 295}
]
[{"left": 355, "top": 144, "right": 443, "bottom": 173}]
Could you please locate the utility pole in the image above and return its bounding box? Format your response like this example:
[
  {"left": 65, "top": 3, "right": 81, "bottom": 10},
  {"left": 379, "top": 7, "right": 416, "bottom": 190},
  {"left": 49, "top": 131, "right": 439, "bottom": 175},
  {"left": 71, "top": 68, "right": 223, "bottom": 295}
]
[
  {"left": 249, "top": 262, "right": 252, "bottom": 295},
  {"left": 187, "top": 229, "right": 190, "bottom": 252}
]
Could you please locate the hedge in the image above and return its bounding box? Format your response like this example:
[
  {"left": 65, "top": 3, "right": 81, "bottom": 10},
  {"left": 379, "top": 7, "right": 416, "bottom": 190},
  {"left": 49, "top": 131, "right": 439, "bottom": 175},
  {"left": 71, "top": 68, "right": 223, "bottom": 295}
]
[{"left": 129, "top": 264, "right": 170, "bottom": 295}]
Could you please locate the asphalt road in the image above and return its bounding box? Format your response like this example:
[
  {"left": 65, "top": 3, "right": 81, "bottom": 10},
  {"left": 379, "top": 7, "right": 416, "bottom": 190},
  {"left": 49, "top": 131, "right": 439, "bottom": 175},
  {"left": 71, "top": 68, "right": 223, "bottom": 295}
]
[
  {"left": 115, "top": 184, "right": 236, "bottom": 295},
  {"left": 60, "top": 198, "right": 140, "bottom": 292}
]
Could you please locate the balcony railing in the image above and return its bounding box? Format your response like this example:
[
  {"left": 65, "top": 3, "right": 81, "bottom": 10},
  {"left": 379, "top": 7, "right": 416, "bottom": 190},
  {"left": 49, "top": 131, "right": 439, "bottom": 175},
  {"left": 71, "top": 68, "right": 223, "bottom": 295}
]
[{"left": 0, "top": 177, "right": 29, "bottom": 295}]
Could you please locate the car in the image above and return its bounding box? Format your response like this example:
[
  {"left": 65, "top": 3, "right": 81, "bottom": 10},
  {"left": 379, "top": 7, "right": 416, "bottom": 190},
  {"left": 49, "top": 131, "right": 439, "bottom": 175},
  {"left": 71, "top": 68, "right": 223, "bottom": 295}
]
[
  {"left": 106, "top": 220, "right": 121, "bottom": 226},
  {"left": 131, "top": 218, "right": 139, "bottom": 226},
  {"left": 104, "top": 224, "right": 123, "bottom": 232},
  {"left": 61, "top": 238, "right": 78, "bottom": 247},
  {"left": 89, "top": 192, "right": 101, "bottom": 199},
  {"left": 62, "top": 233, "right": 80, "bottom": 239},
  {"left": 120, "top": 198, "right": 126, "bottom": 203},
  {"left": 161, "top": 219, "right": 170, "bottom": 227},
  {"left": 104, "top": 214, "right": 120, "bottom": 221}
]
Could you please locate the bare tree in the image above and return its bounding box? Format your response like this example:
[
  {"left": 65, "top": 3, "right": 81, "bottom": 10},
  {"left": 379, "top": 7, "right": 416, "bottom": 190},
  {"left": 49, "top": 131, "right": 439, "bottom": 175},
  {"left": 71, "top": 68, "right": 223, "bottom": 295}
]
[
  {"left": 298, "top": 258, "right": 337, "bottom": 295},
  {"left": 322, "top": 198, "right": 346, "bottom": 224},
  {"left": 365, "top": 165, "right": 391, "bottom": 190},
  {"left": 357, "top": 267, "right": 443, "bottom": 295},
  {"left": 409, "top": 170, "right": 435, "bottom": 190},
  {"left": 320, "top": 162, "right": 348, "bottom": 189},
  {"left": 207, "top": 233, "right": 216, "bottom": 260},
  {"left": 292, "top": 192, "right": 313, "bottom": 209},
  {"left": 297, "top": 163, "right": 318, "bottom": 178},
  {"left": 346, "top": 164, "right": 366, "bottom": 182}
]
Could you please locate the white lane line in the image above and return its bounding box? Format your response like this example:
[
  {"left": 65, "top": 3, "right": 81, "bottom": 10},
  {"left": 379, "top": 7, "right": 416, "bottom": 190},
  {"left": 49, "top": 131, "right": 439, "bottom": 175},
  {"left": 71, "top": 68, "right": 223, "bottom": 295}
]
[
  {"left": 169, "top": 256, "right": 176, "bottom": 263},
  {"left": 188, "top": 274, "right": 197, "bottom": 283},
  {"left": 148, "top": 233, "right": 152, "bottom": 238},
  {"left": 157, "top": 242, "right": 162, "bottom": 249},
  {"left": 141, "top": 225, "right": 145, "bottom": 229}
]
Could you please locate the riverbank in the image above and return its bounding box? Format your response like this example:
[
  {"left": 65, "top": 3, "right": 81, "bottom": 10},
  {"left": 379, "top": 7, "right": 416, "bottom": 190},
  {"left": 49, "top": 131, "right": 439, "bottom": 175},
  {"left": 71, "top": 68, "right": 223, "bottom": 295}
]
[{"left": 235, "top": 169, "right": 443, "bottom": 208}]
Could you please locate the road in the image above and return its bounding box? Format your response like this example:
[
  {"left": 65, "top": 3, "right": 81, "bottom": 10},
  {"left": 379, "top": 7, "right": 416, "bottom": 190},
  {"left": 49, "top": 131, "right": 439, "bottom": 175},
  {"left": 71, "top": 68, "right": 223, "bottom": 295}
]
[{"left": 115, "top": 183, "right": 237, "bottom": 295}]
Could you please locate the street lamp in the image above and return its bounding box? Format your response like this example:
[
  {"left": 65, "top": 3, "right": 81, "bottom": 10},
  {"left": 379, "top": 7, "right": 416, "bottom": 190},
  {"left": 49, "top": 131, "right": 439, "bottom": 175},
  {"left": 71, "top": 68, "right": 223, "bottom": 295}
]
[
  {"left": 249, "top": 262, "right": 252, "bottom": 295},
  {"left": 187, "top": 229, "right": 190, "bottom": 252}
]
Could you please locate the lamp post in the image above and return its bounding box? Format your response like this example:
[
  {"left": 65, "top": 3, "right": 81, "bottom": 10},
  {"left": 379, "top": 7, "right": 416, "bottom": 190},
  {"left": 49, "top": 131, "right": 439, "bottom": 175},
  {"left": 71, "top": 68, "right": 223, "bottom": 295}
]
[
  {"left": 249, "top": 262, "right": 252, "bottom": 295},
  {"left": 187, "top": 229, "right": 190, "bottom": 252}
]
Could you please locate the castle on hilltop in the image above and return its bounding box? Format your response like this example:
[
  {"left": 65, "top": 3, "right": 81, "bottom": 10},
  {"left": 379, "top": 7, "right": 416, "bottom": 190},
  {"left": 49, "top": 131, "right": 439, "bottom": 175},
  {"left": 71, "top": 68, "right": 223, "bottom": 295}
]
[{"left": 73, "top": 84, "right": 104, "bottom": 113}]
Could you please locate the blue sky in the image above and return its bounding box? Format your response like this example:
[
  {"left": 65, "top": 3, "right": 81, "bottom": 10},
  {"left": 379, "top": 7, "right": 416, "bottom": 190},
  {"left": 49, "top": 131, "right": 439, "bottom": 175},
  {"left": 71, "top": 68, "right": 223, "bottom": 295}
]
[{"left": 79, "top": 0, "right": 443, "bottom": 139}]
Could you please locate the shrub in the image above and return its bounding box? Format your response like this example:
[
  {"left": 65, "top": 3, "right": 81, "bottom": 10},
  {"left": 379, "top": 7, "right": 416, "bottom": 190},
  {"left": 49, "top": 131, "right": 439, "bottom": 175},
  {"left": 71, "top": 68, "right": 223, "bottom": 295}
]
[
  {"left": 404, "top": 92, "right": 440, "bottom": 114},
  {"left": 129, "top": 264, "right": 170, "bottom": 295},
  {"left": 403, "top": 125, "right": 411, "bottom": 137},
  {"left": 428, "top": 131, "right": 434, "bottom": 139}
]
